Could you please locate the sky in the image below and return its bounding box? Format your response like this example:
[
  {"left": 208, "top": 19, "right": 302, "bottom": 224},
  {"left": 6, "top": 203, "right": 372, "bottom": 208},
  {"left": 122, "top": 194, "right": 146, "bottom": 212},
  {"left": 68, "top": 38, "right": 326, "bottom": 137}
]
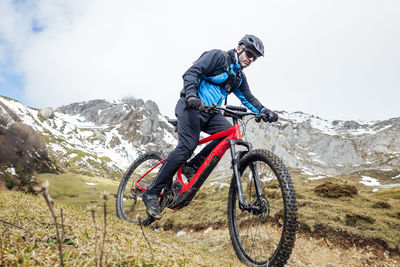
[{"left": 0, "top": 0, "right": 399, "bottom": 121}]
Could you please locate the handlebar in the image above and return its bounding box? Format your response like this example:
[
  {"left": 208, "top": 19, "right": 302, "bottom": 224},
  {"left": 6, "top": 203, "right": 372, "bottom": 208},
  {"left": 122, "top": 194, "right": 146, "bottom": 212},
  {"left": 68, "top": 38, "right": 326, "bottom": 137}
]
[{"left": 202, "top": 104, "right": 268, "bottom": 122}]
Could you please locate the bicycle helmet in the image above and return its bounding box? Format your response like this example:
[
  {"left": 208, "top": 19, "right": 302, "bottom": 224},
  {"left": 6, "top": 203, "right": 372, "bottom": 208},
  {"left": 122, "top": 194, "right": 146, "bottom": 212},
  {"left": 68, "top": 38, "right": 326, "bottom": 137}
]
[{"left": 238, "top": 34, "right": 264, "bottom": 57}]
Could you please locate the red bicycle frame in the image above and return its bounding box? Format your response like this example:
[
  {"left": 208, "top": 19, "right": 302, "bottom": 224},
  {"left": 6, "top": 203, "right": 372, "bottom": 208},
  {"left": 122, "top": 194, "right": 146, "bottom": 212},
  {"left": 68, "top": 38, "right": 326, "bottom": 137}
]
[
  {"left": 178, "top": 124, "right": 242, "bottom": 193},
  {"left": 134, "top": 123, "right": 242, "bottom": 196}
]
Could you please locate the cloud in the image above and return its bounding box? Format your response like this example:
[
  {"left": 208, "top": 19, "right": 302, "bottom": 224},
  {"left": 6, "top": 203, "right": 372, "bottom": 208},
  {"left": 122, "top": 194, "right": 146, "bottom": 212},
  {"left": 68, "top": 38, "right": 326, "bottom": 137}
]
[{"left": 1, "top": 0, "right": 400, "bottom": 120}]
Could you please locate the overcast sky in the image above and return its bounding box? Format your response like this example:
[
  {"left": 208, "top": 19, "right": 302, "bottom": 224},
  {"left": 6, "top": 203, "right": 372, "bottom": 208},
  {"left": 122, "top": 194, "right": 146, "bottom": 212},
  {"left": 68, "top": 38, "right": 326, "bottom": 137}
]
[{"left": 0, "top": 0, "right": 399, "bottom": 121}]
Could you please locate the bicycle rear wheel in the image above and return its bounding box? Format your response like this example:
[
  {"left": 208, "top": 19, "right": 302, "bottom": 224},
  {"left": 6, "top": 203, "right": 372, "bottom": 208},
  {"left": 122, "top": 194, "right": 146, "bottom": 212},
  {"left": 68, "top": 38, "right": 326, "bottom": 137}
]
[
  {"left": 116, "top": 152, "right": 164, "bottom": 226},
  {"left": 228, "top": 149, "right": 297, "bottom": 267}
]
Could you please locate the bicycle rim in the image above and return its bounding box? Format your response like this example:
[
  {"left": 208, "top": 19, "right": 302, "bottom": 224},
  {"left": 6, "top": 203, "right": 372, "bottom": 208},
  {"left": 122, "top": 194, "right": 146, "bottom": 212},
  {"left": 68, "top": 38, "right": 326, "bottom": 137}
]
[{"left": 228, "top": 149, "right": 297, "bottom": 266}]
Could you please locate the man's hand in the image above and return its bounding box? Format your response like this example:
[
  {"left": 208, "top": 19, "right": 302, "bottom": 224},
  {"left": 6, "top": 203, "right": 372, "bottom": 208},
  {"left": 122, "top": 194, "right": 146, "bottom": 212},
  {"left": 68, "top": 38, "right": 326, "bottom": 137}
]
[
  {"left": 185, "top": 93, "right": 204, "bottom": 110},
  {"left": 261, "top": 108, "right": 278, "bottom": 123}
]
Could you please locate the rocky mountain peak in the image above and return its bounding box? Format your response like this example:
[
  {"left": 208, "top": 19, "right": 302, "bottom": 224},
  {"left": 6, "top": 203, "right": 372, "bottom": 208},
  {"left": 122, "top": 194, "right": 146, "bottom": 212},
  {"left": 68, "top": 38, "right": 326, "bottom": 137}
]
[{"left": 1, "top": 94, "right": 399, "bottom": 188}]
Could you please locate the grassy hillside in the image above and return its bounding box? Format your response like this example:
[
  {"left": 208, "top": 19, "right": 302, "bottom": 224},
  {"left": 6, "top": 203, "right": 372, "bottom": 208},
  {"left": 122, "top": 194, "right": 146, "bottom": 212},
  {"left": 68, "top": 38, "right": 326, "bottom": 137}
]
[
  {"left": 0, "top": 183, "right": 243, "bottom": 266},
  {"left": 35, "top": 173, "right": 120, "bottom": 209},
  {"left": 1, "top": 172, "right": 399, "bottom": 266},
  {"left": 293, "top": 173, "right": 400, "bottom": 252}
]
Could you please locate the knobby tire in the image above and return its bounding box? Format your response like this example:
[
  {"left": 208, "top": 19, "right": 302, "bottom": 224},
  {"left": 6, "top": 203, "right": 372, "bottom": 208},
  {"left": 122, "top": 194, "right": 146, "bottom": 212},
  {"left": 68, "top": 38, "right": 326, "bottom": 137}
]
[{"left": 227, "top": 149, "right": 298, "bottom": 267}]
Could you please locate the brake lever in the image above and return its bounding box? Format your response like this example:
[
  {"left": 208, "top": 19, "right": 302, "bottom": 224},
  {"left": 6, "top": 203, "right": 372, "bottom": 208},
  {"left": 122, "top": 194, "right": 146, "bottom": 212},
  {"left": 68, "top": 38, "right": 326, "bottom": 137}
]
[{"left": 255, "top": 114, "right": 262, "bottom": 123}]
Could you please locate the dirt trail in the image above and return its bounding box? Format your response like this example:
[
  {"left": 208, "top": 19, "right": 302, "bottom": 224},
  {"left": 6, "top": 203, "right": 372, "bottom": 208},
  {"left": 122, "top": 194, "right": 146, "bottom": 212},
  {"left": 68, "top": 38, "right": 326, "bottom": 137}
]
[
  {"left": 287, "top": 233, "right": 398, "bottom": 267},
  {"left": 167, "top": 227, "right": 399, "bottom": 266}
]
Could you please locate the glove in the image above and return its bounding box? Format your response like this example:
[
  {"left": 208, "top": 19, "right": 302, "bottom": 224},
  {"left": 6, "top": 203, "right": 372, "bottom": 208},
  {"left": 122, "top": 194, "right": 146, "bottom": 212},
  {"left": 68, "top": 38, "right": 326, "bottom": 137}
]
[
  {"left": 261, "top": 108, "right": 278, "bottom": 123},
  {"left": 185, "top": 93, "right": 204, "bottom": 110}
]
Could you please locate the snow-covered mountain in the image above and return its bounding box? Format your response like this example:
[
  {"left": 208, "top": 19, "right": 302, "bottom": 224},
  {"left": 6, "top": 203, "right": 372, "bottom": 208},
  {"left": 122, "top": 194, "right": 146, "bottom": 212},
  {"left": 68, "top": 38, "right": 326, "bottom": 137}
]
[
  {"left": 1, "top": 95, "right": 399, "bottom": 188},
  {"left": 245, "top": 111, "right": 400, "bottom": 177},
  {"left": 0, "top": 96, "right": 176, "bottom": 180}
]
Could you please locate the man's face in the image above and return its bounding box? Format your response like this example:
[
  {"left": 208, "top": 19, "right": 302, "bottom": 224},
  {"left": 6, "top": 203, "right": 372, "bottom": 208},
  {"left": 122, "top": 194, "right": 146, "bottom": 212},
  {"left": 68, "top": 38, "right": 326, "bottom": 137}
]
[{"left": 237, "top": 45, "right": 258, "bottom": 68}]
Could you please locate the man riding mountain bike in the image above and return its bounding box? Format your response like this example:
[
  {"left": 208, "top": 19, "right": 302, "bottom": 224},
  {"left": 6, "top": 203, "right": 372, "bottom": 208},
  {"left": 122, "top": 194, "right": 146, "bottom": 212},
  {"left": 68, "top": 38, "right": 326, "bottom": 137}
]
[{"left": 143, "top": 34, "right": 279, "bottom": 219}]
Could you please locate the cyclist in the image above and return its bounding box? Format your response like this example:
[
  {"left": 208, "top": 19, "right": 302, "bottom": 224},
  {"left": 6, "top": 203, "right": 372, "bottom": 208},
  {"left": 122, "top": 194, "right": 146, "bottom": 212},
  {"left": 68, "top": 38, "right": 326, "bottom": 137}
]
[{"left": 143, "top": 34, "right": 278, "bottom": 219}]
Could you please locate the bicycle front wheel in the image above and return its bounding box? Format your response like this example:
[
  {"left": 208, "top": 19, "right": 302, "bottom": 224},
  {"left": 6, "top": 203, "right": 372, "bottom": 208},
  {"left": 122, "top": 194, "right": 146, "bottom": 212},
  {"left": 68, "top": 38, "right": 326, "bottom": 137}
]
[
  {"left": 116, "top": 151, "right": 164, "bottom": 226},
  {"left": 228, "top": 149, "right": 297, "bottom": 267}
]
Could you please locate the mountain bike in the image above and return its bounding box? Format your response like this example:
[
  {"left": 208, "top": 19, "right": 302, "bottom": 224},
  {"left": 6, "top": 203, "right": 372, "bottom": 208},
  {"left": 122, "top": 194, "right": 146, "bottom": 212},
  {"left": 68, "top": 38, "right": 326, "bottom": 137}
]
[{"left": 116, "top": 105, "right": 298, "bottom": 266}]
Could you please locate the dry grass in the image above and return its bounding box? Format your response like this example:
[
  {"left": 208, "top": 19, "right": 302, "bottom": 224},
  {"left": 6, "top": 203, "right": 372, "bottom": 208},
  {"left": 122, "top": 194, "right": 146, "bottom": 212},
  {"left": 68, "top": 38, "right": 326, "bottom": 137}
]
[
  {"left": 0, "top": 186, "right": 243, "bottom": 266},
  {"left": 1, "top": 170, "right": 399, "bottom": 266},
  {"left": 293, "top": 172, "right": 400, "bottom": 252},
  {"left": 153, "top": 171, "right": 400, "bottom": 254},
  {"left": 46, "top": 171, "right": 400, "bottom": 252}
]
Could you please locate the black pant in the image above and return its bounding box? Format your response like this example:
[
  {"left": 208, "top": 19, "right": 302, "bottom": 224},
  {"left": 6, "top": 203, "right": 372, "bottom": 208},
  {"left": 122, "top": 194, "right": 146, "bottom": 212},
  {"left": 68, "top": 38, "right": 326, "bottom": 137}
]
[{"left": 145, "top": 98, "right": 232, "bottom": 195}]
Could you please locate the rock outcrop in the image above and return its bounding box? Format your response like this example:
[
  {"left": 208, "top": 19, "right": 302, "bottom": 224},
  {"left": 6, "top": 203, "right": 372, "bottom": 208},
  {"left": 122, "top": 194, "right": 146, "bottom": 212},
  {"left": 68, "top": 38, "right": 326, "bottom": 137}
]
[
  {"left": 0, "top": 100, "right": 57, "bottom": 191},
  {"left": 55, "top": 98, "right": 175, "bottom": 151}
]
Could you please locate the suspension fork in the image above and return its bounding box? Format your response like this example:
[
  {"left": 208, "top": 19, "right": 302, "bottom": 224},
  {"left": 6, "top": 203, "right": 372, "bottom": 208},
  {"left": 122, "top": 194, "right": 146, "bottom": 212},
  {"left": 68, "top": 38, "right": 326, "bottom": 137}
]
[
  {"left": 230, "top": 139, "right": 266, "bottom": 212},
  {"left": 229, "top": 139, "right": 252, "bottom": 210},
  {"left": 249, "top": 161, "right": 265, "bottom": 202}
]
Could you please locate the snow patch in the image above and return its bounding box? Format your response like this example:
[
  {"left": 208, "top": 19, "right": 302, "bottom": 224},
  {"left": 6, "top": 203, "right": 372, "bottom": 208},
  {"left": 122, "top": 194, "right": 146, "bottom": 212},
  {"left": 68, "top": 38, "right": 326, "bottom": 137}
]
[
  {"left": 67, "top": 153, "right": 78, "bottom": 159},
  {"left": 306, "top": 175, "right": 327, "bottom": 181},
  {"left": 176, "top": 231, "right": 186, "bottom": 237},
  {"left": 49, "top": 143, "right": 67, "bottom": 154},
  {"left": 260, "top": 176, "right": 276, "bottom": 182},
  {"left": 312, "top": 159, "right": 326, "bottom": 165},
  {"left": 360, "top": 176, "right": 380, "bottom": 186},
  {"left": 301, "top": 167, "right": 315, "bottom": 175},
  {"left": 210, "top": 182, "right": 230, "bottom": 192},
  {"left": 6, "top": 167, "right": 16, "bottom": 175},
  {"left": 360, "top": 176, "right": 400, "bottom": 191},
  {"left": 279, "top": 110, "right": 385, "bottom": 136}
]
